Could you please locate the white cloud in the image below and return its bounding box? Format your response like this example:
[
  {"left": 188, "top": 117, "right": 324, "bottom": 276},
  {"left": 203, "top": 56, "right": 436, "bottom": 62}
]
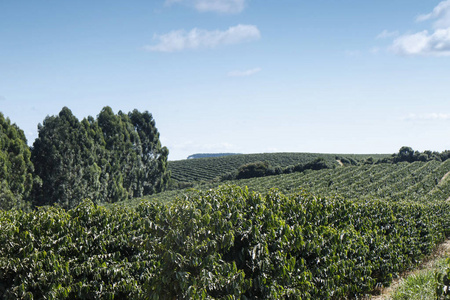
[
  {"left": 227, "top": 67, "right": 261, "bottom": 77},
  {"left": 144, "top": 24, "right": 260, "bottom": 52},
  {"left": 391, "top": 28, "right": 450, "bottom": 56},
  {"left": 166, "top": 0, "right": 246, "bottom": 14},
  {"left": 195, "top": 0, "right": 245, "bottom": 13},
  {"left": 403, "top": 113, "right": 450, "bottom": 121},
  {"left": 382, "top": 1, "right": 450, "bottom": 56},
  {"left": 417, "top": 0, "right": 450, "bottom": 29},
  {"left": 376, "top": 30, "right": 399, "bottom": 39}
]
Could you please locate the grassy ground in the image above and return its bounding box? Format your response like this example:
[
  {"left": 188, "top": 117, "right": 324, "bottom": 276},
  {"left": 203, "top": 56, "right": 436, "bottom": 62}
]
[{"left": 372, "top": 240, "right": 450, "bottom": 299}]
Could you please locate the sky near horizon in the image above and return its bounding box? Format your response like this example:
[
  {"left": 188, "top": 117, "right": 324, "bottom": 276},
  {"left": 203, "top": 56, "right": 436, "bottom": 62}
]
[{"left": 1, "top": 0, "right": 450, "bottom": 160}]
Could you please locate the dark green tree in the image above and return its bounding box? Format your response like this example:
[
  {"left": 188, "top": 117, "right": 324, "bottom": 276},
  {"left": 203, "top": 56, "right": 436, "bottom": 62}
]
[
  {"left": 31, "top": 107, "right": 99, "bottom": 207},
  {"left": 129, "top": 109, "right": 170, "bottom": 194},
  {"left": 31, "top": 106, "right": 169, "bottom": 209},
  {"left": 236, "top": 161, "right": 272, "bottom": 179},
  {"left": 394, "top": 146, "right": 415, "bottom": 163},
  {"left": 0, "top": 112, "right": 36, "bottom": 210}
]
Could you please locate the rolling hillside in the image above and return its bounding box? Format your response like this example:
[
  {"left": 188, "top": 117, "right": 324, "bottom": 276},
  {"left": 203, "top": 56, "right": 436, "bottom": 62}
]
[
  {"left": 6, "top": 156, "right": 450, "bottom": 299},
  {"left": 4, "top": 151, "right": 450, "bottom": 299},
  {"left": 168, "top": 152, "right": 389, "bottom": 183},
  {"left": 122, "top": 158, "right": 450, "bottom": 207}
]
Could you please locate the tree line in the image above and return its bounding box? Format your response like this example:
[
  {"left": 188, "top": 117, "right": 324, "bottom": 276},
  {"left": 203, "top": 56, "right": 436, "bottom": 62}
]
[{"left": 0, "top": 106, "right": 169, "bottom": 210}]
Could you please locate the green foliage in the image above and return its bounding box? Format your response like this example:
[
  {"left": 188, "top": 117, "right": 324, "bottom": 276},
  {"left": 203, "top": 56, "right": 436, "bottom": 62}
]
[
  {"left": 169, "top": 152, "right": 384, "bottom": 183},
  {"left": 31, "top": 107, "right": 169, "bottom": 208},
  {"left": 392, "top": 271, "right": 436, "bottom": 300},
  {"left": 0, "top": 200, "right": 153, "bottom": 299},
  {"left": 236, "top": 161, "right": 272, "bottom": 179},
  {"left": 285, "top": 157, "right": 334, "bottom": 173},
  {"left": 234, "top": 161, "right": 283, "bottom": 179},
  {"left": 0, "top": 112, "right": 36, "bottom": 210},
  {"left": 378, "top": 146, "right": 447, "bottom": 164},
  {"left": 1, "top": 186, "right": 450, "bottom": 299},
  {"left": 130, "top": 159, "right": 450, "bottom": 208},
  {"left": 389, "top": 258, "right": 448, "bottom": 300},
  {"left": 436, "top": 258, "right": 450, "bottom": 299},
  {"left": 220, "top": 158, "right": 333, "bottom": 182}
]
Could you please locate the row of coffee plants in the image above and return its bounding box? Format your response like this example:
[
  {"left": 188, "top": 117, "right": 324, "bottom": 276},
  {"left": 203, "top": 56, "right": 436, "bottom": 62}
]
[
  {"left": 168, "top": 152, "right": 379, "bottom": 183},
  {"left": 327, "top": 160, "right": 442, "bottom": 200},
  {"left": 168, "top": 147, "right": 450, "bottom": 186},
  {"left": 224, "top": 161, "right": 450, "bottom": 202},
  {"left": 1, "top": 185, "right": 450, "bottom": 299},
  {"left": 120, "top": 160, "right": 450, "bottom": 208}
]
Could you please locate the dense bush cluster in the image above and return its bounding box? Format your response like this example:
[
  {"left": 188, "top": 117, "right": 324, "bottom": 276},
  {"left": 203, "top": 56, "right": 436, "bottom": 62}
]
[
  {"left": 1, "top": 186, "right": 449, "bottom": 299},
  {"left": 221, "top": 158, "right": 335, "bottom": 182},
  {"left": 378, "top": 146, "right": 450, "bottom": 164}
]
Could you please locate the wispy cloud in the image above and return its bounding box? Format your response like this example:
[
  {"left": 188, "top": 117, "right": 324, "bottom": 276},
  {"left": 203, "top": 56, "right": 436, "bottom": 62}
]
[
  {"left": 144, "top": 24, "right": 260, "bottom": 52},
  {"left": 166, "top": 0, "right": 247, "bottom": 14},
  {"left": 416, "top": 0, "right": 450, "bottom": 29},
  {"left": 376, "top": 30, "right": 399, "bottom": 39},
  {"left": 227, "top": 67, "right": 262, "bottom": 77},
  {"left": 403, "top": 113, "right": 450, "bottom": 121},
  {"left": 386, "top": 1, "right": 450, "bottom": 56},
  {"left": 391, "top": 28, "right": 450, "bottom": 56}
]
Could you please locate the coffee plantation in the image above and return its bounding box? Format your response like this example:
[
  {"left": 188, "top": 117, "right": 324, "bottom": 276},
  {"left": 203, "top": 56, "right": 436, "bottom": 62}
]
[
  {"left": 3, "top": 108, "right": 450, "bottom": 298},
  {"left": 2, "top": 185, "right": 450, "bottom": 299}
]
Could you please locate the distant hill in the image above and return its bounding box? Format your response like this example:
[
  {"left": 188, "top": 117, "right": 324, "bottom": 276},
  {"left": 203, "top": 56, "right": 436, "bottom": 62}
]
[
  {"left": 169, "top": 152, "right": 389, "bottom": 183},
  {"left": 121, "top": 158, "right": 450, "bottom": 206},
  {"left": 187, "top": 153, "right": 241, "bottom": 159}
]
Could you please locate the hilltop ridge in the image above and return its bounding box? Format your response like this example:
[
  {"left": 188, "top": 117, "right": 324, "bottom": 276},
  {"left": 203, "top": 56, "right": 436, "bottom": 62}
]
[{"left": 186, "top": 153, "right": 241, "bottom": 159}]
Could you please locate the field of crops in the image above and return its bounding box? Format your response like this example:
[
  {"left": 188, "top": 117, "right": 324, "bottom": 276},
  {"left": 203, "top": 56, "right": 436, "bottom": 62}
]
[
  {"left": 3, "top": 154, "right": 450, "bottom": 299},
  {"left": 127, "top": 159, "right": 450, "bottom": 206},
  {"left": 168, "top": 152, "right": 388, "bottom": 183},
  {"left": 2, "top": 185, "right": 450, "bottom": 299},
  {"left": 229, "top": 159, "right": 450, "bottom": 202}
]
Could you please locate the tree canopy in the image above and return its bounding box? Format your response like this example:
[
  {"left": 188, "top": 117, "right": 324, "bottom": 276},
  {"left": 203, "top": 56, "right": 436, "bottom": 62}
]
[
  {"left": 0, "top": 112, "right": 36, "bottom": 210},
  {"left": 31, "top": 106, "right": 169, "bottom": 209}
]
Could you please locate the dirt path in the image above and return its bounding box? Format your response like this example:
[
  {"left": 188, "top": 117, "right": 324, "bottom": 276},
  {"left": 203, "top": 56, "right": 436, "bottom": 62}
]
[
  {"left": 437, "top": 171, "right": 450, "bottom": 202},
  {"left": 439, "top": 171, "right": 450, "bottom": 186},
  {"left": 370, "top": 170, "right": 450, "bottom": 298},
  {"left": 336, "top": 159, "right": 344, "bottom": 167},
  {"left": 370, "top": 239, "right": 450, "bottom": 299},
  {"left": 428, "top": 170, "right": 450, "bottom": 201}
]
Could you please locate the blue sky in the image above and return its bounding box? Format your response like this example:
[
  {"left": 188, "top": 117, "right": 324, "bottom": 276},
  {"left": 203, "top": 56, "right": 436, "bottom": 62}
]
[{"left": 2, "top": 0, "right": 450, "bottom": 160}]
